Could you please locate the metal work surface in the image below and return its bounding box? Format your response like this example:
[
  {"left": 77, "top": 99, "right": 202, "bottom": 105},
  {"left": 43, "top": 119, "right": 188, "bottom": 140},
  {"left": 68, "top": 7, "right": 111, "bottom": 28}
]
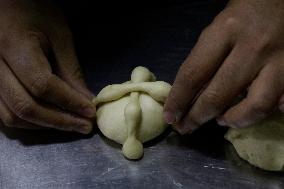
[{"left": 0, "top": 1, "right": 284, "bottom": 188}]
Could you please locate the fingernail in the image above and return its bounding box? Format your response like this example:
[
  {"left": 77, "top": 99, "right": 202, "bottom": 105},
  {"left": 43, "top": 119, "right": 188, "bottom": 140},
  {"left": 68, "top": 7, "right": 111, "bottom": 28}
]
[
  {"left": 175, "top": 119, "right": 197, "bottom": 135},
  {"left": 217, "top": 117, "right": 226, "bottom": 126},
  {"left": 76, "top": 125, "right": 93, "bottom": 134},
  {"left": 164, "top": 111, "right": 176, "bottom": 124},
  {"left": 81, "top": 106, "right": 96, "bottom": 118},
  {"left": 164, "top": 111, "right": 183, "bottom": 124}
]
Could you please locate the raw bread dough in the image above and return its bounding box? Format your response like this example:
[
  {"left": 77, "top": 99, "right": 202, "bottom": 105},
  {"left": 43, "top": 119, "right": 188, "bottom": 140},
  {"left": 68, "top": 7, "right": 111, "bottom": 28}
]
[
  {"left": 93, "top": 67, "right": 171, "bottom": 159},
  {"left": 225, "top": 112, "right": 284, "bottom": 171}
]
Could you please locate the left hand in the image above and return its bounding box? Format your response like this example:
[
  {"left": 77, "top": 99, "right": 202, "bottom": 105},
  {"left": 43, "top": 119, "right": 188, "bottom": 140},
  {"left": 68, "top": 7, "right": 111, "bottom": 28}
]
[
  {"left": 164, "top": 0, "right": 284, "bottom": 134},
  {"left": 0, "top": 0, "right": 95, "bottom": 133}
]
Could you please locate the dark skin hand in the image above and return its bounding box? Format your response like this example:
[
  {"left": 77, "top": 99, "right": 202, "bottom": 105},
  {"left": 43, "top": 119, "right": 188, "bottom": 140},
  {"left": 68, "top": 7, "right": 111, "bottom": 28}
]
[
  {"left": 0, "top": 0, "right": 96, "bottom": 134},
  {"left": 164, "top": 0, "right": 284, "bottom": 134}
]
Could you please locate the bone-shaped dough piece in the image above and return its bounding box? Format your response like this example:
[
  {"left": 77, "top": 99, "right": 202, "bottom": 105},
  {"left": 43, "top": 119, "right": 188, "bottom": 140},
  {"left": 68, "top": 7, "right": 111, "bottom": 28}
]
[{"left": 94, "top": 67, "right": 171, "bottom": 159}]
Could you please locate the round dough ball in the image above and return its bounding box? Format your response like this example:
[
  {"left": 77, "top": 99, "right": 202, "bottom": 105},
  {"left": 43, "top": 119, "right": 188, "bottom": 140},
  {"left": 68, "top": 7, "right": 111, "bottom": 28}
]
[
  {"left": 225, "top": 112, "right": 284, "bottom": 171},
  {"left": 96, "top": 93, "right": 168, "bottom": 145},
  {"left": 122, "top": 137, "right": 143, "bottom": 160},
  {"left": 94, "top": 66, "right": 171, "bottom": 160}
]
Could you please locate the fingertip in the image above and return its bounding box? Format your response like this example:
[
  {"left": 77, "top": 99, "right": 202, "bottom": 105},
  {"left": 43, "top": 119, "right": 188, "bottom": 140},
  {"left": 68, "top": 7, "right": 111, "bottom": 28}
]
[
  {"left": 164, "top": 111, "right": 176, "bottom": 124},
  {"left": 75, "top": 122, "right": 93, "bottom": 134},
  {"left": 170, "top": 120, "right": 187, "bottom": 135},
  {"left": 173, "top": 118, "right": 198, "bottom": 135},
  {"left": 79, "top": 104, "right": 96, "bottom": 118},
  {"left": 221, "top": 116, "right": 244, "bottom": 128},
  {"left": 216, "top": 117, "right": 227, "bottom": 126},
  {"left": 164, "top": 89, "right": 188, "bottom": 123},
  {"left": 217, "top": 114, "right": 241, "bottom": 128},
  {"left": 164, "top": 111, "right": 184, "bottom": 125},
  {"left": 82, "top": 125, "right": 93, "bottom": 134}
]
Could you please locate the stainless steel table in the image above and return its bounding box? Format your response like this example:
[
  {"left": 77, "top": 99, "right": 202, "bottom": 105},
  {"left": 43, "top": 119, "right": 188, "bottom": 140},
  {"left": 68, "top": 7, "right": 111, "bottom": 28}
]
[{"left": 0, "top": 1, "right": 283, "bottom": 188}]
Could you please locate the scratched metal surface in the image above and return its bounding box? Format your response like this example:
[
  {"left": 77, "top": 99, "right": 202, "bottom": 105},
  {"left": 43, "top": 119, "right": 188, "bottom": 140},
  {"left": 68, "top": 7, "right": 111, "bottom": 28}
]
[{"left": 0, "top": 1, "right": 284, "bottom": 188}]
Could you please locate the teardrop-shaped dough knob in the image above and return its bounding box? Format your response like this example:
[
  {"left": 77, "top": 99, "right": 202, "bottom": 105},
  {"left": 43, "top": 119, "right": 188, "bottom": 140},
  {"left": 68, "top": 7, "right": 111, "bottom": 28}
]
[{"left": 122, "top": 137, "right": 143, "bottom": 160}]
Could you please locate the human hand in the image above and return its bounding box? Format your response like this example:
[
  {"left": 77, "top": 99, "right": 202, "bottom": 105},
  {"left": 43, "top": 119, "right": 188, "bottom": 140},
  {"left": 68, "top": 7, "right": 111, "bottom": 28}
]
[
  {"left": 0, "top": 0, "right": 95, "bottom": 134},
  {"left": 164, "top": 0, "right": 284, "bottom": 134}
]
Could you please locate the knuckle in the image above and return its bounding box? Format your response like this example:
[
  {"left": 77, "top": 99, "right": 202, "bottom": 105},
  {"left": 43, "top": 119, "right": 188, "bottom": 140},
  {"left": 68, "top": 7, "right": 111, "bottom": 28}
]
[
  {"left": 198, "top": 15, "right": 236, "bottom": 47},
  {"left": 212, "top": 11, "right": 240, "bottom": 32},
  {"left": 222, "top": 16, "right": 239, "bottom": 31},
  {"left": 23, "top": 30, "right": 50, "bottom": 51},
  {"left": 247, "top": 34, "right": 272, "bottom": 54},
  {"left": 26, "top": 30, "right": 48, "bottom": 45},
  {"left": 30, "top": 74, "right": 53, "bottom": 97},
  {"left": 202, "top": 90, "right": 223, "bottom": 108},
  {"left": 13, "top": 99, "right": 35, "bottom": 119}
]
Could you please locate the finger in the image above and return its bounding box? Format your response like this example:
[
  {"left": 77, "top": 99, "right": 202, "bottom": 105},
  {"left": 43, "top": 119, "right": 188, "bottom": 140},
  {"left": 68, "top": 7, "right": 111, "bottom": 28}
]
[
  {"left": 164, "top": 25, "right": 232, "bottom": 124},
  {"left": 0, "top": 97, "right": 40, "bottom": 129},
  {"left": 0, "top": 59, "right": 92, "bottom": 134},
  {"left": 218, "top": 58, "right": 284, "bottom": 128},
  {"left": 51, "top": 36, "right": 94, "bottom": 99},
  {"left": 4, "top": 36, "right": 96, "bottom": 118},
  {"left": 175, "top": 43, "right": 264, "bottom": 134}
]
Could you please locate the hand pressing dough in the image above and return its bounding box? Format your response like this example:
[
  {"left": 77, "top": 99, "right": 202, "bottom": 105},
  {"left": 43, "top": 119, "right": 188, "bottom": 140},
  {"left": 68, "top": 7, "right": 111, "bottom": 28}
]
[
  {"left": 93, "top": 67, "right": 171, "bottom": 160},
  {"left": 225, "top": 112, "right": 284, "bottom": 171}
]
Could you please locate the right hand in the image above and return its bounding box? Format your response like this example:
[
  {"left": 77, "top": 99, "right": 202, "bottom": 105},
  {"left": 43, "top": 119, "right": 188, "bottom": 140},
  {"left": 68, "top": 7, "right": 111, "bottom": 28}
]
[
  {"left": 0, "top": 0, "right": 96, "bottom": 134},
  {"left": 164, "top": 0, "right": 284, "bottom": 134}
]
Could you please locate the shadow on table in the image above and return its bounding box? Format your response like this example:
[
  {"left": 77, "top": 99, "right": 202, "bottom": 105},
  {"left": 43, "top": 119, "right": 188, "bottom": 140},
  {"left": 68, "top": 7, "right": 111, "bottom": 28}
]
[
  {"left": 99, "top": 127, "right": 173, "bottom": 149},
  {"left": 166, "top": 121, "right": 284, "bottom": 184},
  {"left": 98, "top": 127, "right": 173, "bottom": 161},
  {"left": 166, "top": 121, "right": 228, "bottom": 159},
  {"left": 98, "top": 121, "right": 226, "bottom": 161},
  {"left": 0, "top": 123, "right": 97, "bottom": 146}
]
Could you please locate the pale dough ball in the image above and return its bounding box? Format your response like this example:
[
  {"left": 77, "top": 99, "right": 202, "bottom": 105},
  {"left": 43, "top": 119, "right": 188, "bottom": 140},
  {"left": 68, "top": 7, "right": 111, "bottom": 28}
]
[
  {"left": 225, "top": 112, "right": 284, "bottom": 171},
  {"left": 94, "top": 66, "right": 171, "bottom": 160}
]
